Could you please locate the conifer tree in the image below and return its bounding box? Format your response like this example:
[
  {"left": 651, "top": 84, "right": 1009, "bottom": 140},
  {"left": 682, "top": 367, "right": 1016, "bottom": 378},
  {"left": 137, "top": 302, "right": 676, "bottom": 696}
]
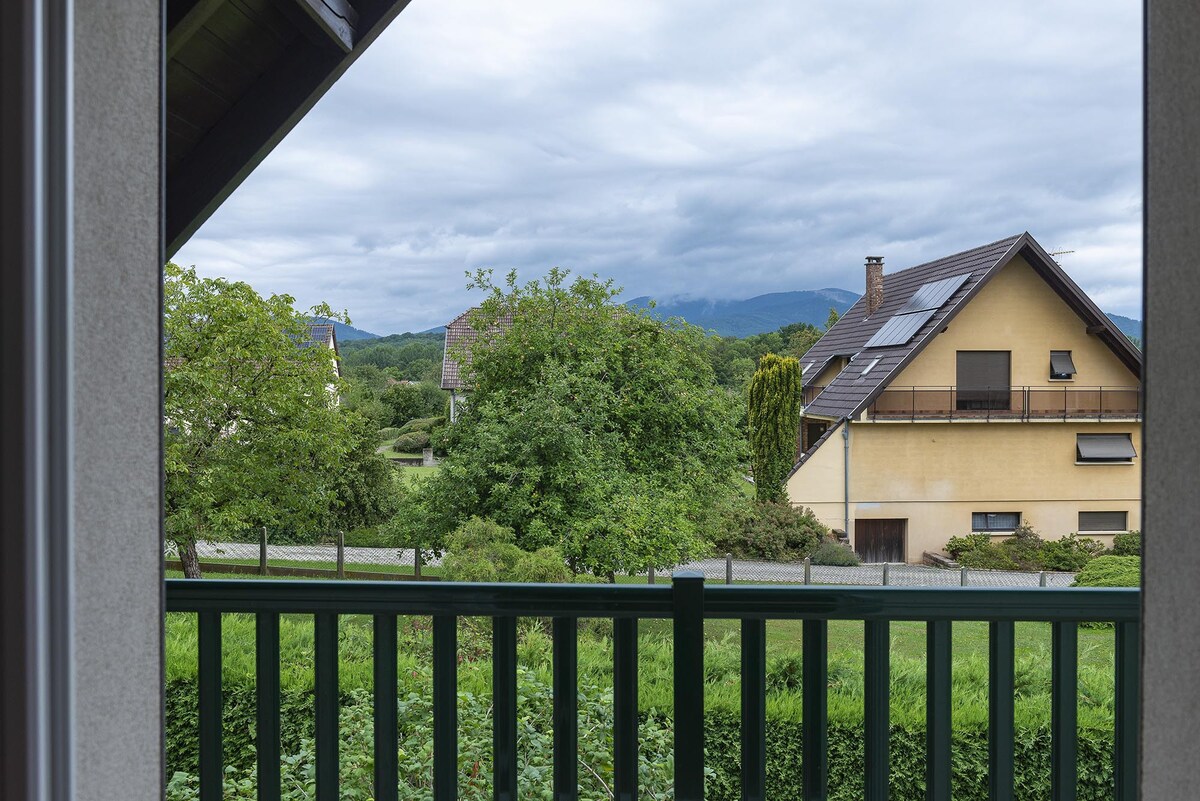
[{"left": 747, "top": 352, "right": 802, "bottom": 502}]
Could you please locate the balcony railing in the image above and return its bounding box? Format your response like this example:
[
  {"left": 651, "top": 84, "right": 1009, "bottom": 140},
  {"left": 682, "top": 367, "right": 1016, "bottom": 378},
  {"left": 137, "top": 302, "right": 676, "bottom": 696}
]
[
  {"left": 867, "top": 386, "right": 1142, "bottom": 421},
  {"left": 165, "top": 575, "right": 1140, "bottom": 801}
]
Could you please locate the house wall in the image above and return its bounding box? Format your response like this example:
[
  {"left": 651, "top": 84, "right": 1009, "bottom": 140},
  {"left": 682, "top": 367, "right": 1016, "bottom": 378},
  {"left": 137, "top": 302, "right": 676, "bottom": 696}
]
[
  {"left": 790, "top": 421, "right": 1141, "bottom": 560},
  {"left": 888, "top": 255, "right": 1138, "bottom": 389}
]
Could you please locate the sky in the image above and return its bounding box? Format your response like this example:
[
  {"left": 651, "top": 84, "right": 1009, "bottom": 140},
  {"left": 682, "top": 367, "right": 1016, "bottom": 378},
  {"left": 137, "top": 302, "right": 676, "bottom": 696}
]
[{"left": 174, "top": 1, "right": 1143, "bottom": 336}]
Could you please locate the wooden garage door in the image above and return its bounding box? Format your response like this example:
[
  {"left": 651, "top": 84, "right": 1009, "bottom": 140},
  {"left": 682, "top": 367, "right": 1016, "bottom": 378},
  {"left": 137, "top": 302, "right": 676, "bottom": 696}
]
[{"left": 855, "top": 519, "right": 906, "bottom": 563}]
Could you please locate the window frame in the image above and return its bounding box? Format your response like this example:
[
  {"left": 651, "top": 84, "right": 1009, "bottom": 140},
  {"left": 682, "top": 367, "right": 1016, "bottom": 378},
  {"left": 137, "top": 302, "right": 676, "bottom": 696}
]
[
  {"left": 1076, "top": 433, "right": 1138, "bottom": 464},
  {"left": 1078, "top": 511, "right": 1130, "bottom": 532},
  {"left": 1049, "top": 349, "right": 1077, "bottom": 381},
  {"left": 971, "top": 511, "right": 1022, "bottom": 532}
]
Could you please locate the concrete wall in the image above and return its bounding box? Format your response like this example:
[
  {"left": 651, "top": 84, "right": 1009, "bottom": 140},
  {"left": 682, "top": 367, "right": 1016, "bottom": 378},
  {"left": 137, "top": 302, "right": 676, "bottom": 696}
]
[{"left": 73, "top": 2, "right": 163, "bottom": 799}]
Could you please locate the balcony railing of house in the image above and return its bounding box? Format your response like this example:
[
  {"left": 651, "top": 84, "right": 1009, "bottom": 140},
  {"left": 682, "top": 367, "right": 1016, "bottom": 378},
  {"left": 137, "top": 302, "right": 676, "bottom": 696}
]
[
  {"left": 867, "top": 386, "right": 1142, "bottom": 422},
  {"left": 166, "top": 575, "right": 1139, "bottom": 801}
]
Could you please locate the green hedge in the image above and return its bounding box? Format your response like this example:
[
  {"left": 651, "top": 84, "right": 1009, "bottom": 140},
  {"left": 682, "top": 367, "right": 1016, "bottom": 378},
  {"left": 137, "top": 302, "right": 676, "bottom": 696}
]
[{"left": 166, "top": 680, "right": 1118, "bottom": 801}]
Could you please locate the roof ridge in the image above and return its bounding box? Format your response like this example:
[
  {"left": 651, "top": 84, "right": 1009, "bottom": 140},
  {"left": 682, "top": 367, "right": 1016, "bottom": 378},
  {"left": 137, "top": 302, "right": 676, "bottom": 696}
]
[{"left": 879, "top": 234, "right": 1023, "bottom": 281}]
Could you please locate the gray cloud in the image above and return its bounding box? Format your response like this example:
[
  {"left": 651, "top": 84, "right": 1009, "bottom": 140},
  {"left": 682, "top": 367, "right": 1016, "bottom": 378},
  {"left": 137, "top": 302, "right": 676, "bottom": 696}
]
[{"left": 174, "top": 0, "right": 1142, "bottom": 334}]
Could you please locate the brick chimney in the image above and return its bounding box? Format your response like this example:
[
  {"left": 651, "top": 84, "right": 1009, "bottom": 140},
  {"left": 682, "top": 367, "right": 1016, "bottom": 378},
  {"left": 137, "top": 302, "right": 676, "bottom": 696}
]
[{"left": 865, "top": 256, "right": 884, "bottom": 316}]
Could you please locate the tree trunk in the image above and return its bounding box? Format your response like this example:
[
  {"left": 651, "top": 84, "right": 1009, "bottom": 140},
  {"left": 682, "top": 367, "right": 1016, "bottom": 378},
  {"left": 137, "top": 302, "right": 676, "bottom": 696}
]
[{"left": 175, "top": 539, "right": 202, "bottom": 578}]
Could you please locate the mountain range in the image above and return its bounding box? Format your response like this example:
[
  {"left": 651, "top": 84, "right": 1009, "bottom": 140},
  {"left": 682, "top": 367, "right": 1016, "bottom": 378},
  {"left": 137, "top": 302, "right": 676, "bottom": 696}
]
[{"left": 366, "top": 291, "right": 1143, "bottom": 343}]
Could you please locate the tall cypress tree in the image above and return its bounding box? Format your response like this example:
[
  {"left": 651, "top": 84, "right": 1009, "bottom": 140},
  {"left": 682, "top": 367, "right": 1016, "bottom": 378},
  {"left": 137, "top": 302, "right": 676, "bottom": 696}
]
[{"left": 747, "top": 352, "right": 803, "bottom": 502}]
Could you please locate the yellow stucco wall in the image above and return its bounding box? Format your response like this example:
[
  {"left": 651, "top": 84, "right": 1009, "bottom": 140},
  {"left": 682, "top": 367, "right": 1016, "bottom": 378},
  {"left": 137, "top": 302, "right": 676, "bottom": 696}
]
[{"left": 787, "top": 254, "right": 1142, "bottom": 562}]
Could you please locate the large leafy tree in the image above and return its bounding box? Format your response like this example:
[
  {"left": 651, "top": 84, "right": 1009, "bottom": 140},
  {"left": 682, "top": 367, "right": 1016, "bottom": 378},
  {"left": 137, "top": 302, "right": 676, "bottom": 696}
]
[
  {"left": 163, "top": 263, "right": 357, "bottom": 576},
  {"left": 399, "top": 269, "right": 743, "bottom": 579},
  {"left": 747, "top": 352, "right": 802, "bottom": 502}
]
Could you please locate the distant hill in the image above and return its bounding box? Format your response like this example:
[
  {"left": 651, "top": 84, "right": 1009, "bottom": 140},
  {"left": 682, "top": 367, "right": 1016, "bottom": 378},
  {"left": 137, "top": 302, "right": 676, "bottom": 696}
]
[
  {"left": 1106, "top": 313, "right": 1142, "bottom": 344},
  {"left": 311, "top": 318, "right": 380, "bottom": 342},
  {"left": 625, "top": 289, "right": 861, "bottom": 338}
]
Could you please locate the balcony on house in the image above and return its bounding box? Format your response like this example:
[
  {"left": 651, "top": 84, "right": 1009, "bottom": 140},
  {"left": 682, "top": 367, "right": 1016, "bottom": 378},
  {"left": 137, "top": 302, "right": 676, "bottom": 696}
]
[
  {"left": 167, "top": 575, "right": 1140, "bottom": 801},
  {"left": 867, "top": 386, "right": 1142, "bottom": 422}
]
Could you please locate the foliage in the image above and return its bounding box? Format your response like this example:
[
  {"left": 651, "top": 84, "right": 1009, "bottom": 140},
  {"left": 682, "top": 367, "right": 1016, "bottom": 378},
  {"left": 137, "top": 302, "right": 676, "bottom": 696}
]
[
  {"left": 1040, "top": 534, "right": 1105, "bottom": 571},
  {"left": 747, "top": 353, "right": 802, "bottom": 502},
  {"left": 1073, "top": 555, "right": 1141, "bottom": 587},
  {"left": 945, "top": 533, "right": 991, "bottom": 559},
  {"left": 397, "top": 415, "right": 445, "bottom": 435},
  {"left": 162, "top": 263, "right": 356, "bottom": 573},
  {"left": 441, "top": 517, "right": 571, "bottom": 584},
  {"left": 713, "top": 500, "right": 827, "bottom": 561},
  {"left": 397, "top": 269, "right": 743, "bottom": 579},
  {"left": 1110, "top": 530, "right": 1141, "bottom": 556},
  {"left": 377, "top": 426, "right": 404, "bottom": 441},
  {"left": 339, "top": 331, "right": 446, "bottom": 379},
  {"left": 810, "top": 540, "right": 862, "bottom": 566},
  {"left": 323, "top": 415, "right": 403, "bottom": 533},
  {"left": 957, "top": 544, "right": 1018, "bottom": 571},
  {"left": 391, "top": 431, "right": 431, "bottom": 452},
  {"left": 381, "top": 381, "right": 446, "bottom": 428},
  {"left": 1000, "top": 522, "right": 1046, "bottom": 570}
]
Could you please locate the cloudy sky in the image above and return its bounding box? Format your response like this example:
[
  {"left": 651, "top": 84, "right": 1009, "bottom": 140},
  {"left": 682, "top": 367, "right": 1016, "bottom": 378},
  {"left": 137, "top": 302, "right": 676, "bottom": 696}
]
[{"left": 175, "top": 1, "right": 1143, "bottom": 335}]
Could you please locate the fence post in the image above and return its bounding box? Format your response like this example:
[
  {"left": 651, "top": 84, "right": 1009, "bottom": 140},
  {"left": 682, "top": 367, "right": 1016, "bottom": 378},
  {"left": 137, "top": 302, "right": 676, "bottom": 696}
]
[
  {"left": 726, "top": 553, "right": 733, "bottom": 585},
  {"left": 414, "top": 548, "right": 422, "bottom": 580},
  {"left": 259, "top": 526, "right": 268, "bottom": 576},
  {"left": 648, "top": 566, "right": 655, "bottom": 585},
  {"left": 883, "top": 563, "right": 890, "bottom": 586},
  {"left": 960, "top": 566, "right": 969, "bottom": 587},
  {"left": 804, "top": 557, "right": 811, "bottom": 585},
  {"left": 336, "top": 530, "right": 345, "bottom": 579},
  {"left": 1040, "top": 571, "right": 1048, "bottom": 587}
]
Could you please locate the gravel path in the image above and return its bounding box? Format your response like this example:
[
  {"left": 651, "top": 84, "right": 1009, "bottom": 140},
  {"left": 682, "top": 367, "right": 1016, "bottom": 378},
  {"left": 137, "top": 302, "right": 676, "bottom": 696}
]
[{"left": 189, "top": 541, "right": 1075, "bottom": 587}]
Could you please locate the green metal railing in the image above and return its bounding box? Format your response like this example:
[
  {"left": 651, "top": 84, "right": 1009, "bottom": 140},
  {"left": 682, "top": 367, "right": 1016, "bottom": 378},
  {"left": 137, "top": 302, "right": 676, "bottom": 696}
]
[{"left": 165, "top": 574, "right": 1140, "bottom": 801}]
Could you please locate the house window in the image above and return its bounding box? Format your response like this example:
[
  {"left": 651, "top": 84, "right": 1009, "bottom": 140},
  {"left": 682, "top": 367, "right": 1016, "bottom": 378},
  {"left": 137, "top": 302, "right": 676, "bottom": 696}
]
[
  {"left": 956, "top": 351, "right": 1011, "bottom": 410},
  {"left": 1079, "top": 511, "right": 1129, "bottom": 531},
  {"left": 1050, "top": 350, "right": 1077, "bottom": 380},
  {"left": 1076, "top": 433, "right": 1137, "bottom": 463},
  {"left": 972, "top": 512, "right": 1020, "bottom": 532},
  {"left": 860, "top": 357, "right": 881, "bottom": 376}
]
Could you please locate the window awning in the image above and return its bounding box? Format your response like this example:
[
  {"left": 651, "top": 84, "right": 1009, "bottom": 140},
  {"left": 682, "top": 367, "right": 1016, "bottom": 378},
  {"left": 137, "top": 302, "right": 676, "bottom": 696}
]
[
  {"left": 1077, "top": 433, "right": 1136, "bottom": 461},
  {"left": 1051, "top": 351, "right": 1077, "bottom": 376}
]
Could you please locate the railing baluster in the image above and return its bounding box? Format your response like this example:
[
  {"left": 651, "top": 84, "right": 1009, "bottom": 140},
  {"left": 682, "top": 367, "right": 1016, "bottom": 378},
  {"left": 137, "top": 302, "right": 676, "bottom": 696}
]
[
  {"left": 198, "top": 611, "right": 222, "bottom": 801},
  {"left": 741, "top": 618, "right": 767, "bottom": 801},
  {"left": 256, "top": 612, "right": 281, "bottom": 801},
  {"left": 374, "top": 613, "right": 398, "bottom": 801},
  {"left": 926, "top": 620, "right": 952, "bottom": 801},
  {"left": 493, "top": 616, "right": 518, "bottom": 801},
  {"left": 1051, "top": 622, "right": 1078, "bottom": 801},
  {"left": 803, "top": 619, "right": 828, "bottom": 801},
  {"left": 989, "top": 621, "right": 1015, "bottom": 801},
  {"left": 864, "top": 619, "right": 890, "bottom": 801},
  {"left": 315, "top": 612, "right": 339, "bottom": 801},
  {"left": 1114, "top": 620, "right": 1140, "bottom": 801},
  {"left": 613, "top": 617, "right": 639, "bottom": 801},
  {"left": 553, "top": 616, "right": 578, "bottom": 801},
  {"left": 433, "top": 615, "right": 458, "bottom": 801},
  {"left": 673, "top": 571, "right": 706, "bottom": 801}
]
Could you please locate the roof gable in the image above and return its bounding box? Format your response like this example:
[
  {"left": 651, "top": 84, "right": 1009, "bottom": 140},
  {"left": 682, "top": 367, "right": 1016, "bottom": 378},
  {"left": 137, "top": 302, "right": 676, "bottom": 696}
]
[
  {"left": 440, "top": 307, "right": 514, "bottom": 390},
  {"left": 799, "top": 233, "right": 1141, "bottom": 422}
]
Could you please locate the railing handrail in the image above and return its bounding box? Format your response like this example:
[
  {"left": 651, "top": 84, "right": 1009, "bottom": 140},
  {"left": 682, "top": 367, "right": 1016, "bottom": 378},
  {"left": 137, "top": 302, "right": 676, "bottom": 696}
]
[
  {"left": 873, "top": 384, "right": 1140, "bottom": 391},
  {"left": 164, "top": 578, "right": 1139, "bottom": 621}
]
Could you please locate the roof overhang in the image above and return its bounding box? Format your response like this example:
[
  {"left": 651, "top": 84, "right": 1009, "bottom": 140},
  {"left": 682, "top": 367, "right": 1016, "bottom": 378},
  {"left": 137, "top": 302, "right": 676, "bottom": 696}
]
[{"left": 165, "top": 0, "right": 414, "bottom": 257}]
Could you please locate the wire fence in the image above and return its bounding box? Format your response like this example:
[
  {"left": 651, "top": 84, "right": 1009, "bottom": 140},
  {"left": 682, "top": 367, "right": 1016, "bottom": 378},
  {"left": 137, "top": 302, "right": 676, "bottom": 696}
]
[{"left": 166, "top": 536, "right": 1077, "bottom": 587}]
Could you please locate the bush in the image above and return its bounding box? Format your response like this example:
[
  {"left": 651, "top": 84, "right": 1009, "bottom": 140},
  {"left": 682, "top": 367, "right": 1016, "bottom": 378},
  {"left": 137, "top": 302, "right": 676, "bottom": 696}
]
[
  {"left": 714, "top": 501, "right": 827, "bottom": 561},
  {"left": 999, "top": 523, "right": 1044, "bottom": 570},
  {"left": 810, "top": 540, "right": 861, "bottom": 566},
  {"left": 957, "top": 545, "right": 1018, "bottom": 571},
  {"left": 442, "top": 517, "right": 571, "bottom": 584},
  {"left": 1110, "top": 530, "right": 1141, "bottom": 556},
  {"left": 397, "top": 416, "right": 445, "bottom": 435},
  {"left": 1073, "top": 555, "right": 1140, "bottom": 587},
  {"left": 340, "top": 526, "right": 387, "bottom": 547},
  {"left": 377, "top": 426, "right": 403, "bottom": 442},
  {"left": 392, "top": 431, "right": 431, "bottom": 452},
  {"left": 945, "top": 533, "right": 991, "bottom": 559},
  {"left": 1040, "top": 534, "right": 1104, "bottom": 572}
]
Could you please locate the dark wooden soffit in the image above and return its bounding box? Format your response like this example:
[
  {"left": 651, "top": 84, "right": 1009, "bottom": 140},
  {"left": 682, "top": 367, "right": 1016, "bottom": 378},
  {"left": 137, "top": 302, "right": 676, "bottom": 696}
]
[{"left": 165, "top": 0, "right": 412, "bottom": 257}]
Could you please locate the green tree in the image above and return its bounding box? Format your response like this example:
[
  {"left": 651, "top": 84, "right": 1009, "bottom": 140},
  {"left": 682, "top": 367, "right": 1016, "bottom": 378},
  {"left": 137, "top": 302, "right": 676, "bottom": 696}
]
[
  {"left": 825, "top": 307, "right": 841, "bottom": 330},
  {"left": 163, "top": 263, "right": 355, "bottom": 576},
  {"left": 396, "top": 268, "right": 743, "bottom": 579},
  {"left": 747, "top": 353, "right": 802, "bottom": 502}
]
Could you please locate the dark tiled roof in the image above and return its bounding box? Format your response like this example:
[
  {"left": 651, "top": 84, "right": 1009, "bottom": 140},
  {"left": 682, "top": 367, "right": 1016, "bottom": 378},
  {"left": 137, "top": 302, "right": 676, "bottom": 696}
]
[
  {"left": 441, "top": 307, "right": 513, "bottom": 390},
  {"left": 795, "top": 231, "right": 1142, "bottom": 446}
]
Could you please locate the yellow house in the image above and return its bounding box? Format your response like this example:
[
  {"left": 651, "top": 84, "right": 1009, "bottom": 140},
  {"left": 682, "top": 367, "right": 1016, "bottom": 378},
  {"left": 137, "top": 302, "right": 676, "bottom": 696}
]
[{"left": 787, "top": 233, "right": 1142, "bottom": 563}]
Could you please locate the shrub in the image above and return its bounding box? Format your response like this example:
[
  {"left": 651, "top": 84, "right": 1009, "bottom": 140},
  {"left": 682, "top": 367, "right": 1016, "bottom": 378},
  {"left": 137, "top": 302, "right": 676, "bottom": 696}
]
[
  {"left": 1040, "top": 533, "right": 1104, "bottom": 572},
  {"left": 442, "top": 517, "right": 570, "bottom": 584},
  {"left": 340, "top": 526, "right": 387, "bottom": 547},
  {"left": 392, "top": 431, "right": 431, "bottom": 452},
  {"left": 397, "top": 416, "right": 445, "bottom": 435},
  {"left": 957, "top": 545, "right": 1018, "bottom": 571},
  {"left": 714, "top": 501, "right": 827, "bottom": 561},
  {"left": 377, "top": 426, "right": 403, "bottom": 441},
  {"left": 1110, "top": 530, "right": 1141, "bottom": 556},
  {"left": 945, "top": 533, "right": 991, "bottom": 559},
  {"left": 810, "top": 540, "right": 861, "bottom": 566},
  {"left": 999, "top": 523, "right": 1045, "bottom": 570},
  {"left": 1073, "top": 555, "right": 1140, "bottom": 587}
]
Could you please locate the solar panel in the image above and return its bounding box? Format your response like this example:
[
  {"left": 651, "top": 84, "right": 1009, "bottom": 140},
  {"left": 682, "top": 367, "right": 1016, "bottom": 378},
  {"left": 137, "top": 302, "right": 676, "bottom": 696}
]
[
  {"left": 896, "top": 273, "right": 971, "bottom": 314},
  {"left": 863, "top": 308, "right": 936, "bottom": 348}
]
